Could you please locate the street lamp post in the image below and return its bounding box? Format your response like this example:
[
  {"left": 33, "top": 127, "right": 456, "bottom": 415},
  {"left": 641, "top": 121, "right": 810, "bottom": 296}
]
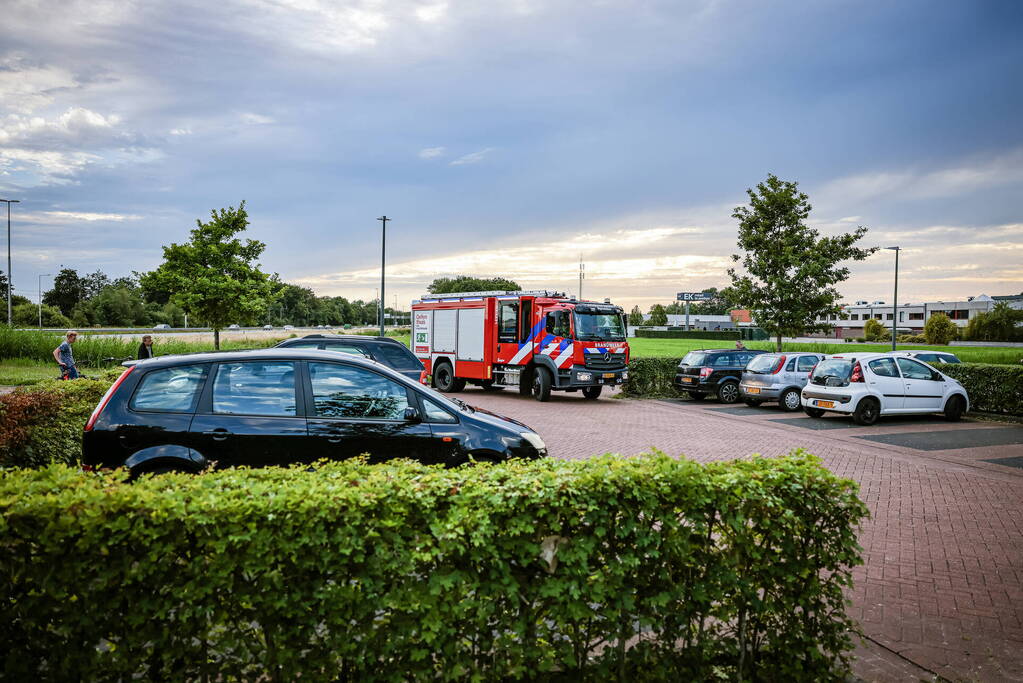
[
  {"left": 377, "top": 216, "right": 389, "bottom": 336},
  {"left": 0, "top": 198, "right": 19, "bottom": 325},
  {"left": 38, "top": 273, "right": 53, "bottom": 328},
  {"left": 885, "top": 246, "right": 901, "bottom": 351}
]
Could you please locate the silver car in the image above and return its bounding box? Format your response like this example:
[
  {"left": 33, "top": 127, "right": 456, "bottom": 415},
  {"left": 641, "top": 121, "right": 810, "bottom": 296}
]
[{"left": 740, "top": 352, "right": 825, "bottom": 411}]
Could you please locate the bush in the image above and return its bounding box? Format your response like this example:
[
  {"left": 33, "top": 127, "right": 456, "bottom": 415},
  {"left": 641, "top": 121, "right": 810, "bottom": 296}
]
[
  {"left": 942, "top": 363, "right": 1023, "bottom": 416},
  {"left": 0, "top": 452, "right": 867, "bottom": 681},
  {"left": 855, "top": 337, "right": 866, "bottom": 343},
  {"left": 924, "top": 313, "right": 958, "bottom": 345},
  {"left": 896, "top": 334, "right": 927, "bottom": 343},
  {"left": 862, "top": 318, "right": 886, "bottom": 341},
  {"left": 622, "top": 356, "right": 682, "bottom": 397},
  {"left": 0, "top": 376, "right": 115, "bottom": 468},
  {"left": 635, "top": 329, "right": 741, "bottom": 340}
]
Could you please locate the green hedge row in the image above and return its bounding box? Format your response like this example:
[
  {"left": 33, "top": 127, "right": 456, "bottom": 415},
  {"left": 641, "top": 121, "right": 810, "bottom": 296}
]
[
  {"left": 941, "top": 363, "right": 1023, "bottom": 415},
  {"left": 0, "top": 453, "right": 868, "bottom": 681},
  {"left": 622, "top": 357, "right": 683, "bottom": 397},
  {"left": 635, "top": 329, "right": 741, "bottom": 340},
  {"left": 0, "top": 376, "right": 115, "bottom": 468}
]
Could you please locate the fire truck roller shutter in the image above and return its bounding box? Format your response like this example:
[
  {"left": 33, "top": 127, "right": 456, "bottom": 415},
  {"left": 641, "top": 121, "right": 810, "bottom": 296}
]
[
  {"left": 433, "top": 310, "right": 457, "bottom": 353},
  {"left": 457, "top": 308, "right": 485, "bottom": 362}
]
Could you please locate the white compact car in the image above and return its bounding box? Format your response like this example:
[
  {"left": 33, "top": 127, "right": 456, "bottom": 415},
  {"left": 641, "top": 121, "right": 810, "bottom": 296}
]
[{"left": 801, "top": 353, "right": 969, "bottom": 425}]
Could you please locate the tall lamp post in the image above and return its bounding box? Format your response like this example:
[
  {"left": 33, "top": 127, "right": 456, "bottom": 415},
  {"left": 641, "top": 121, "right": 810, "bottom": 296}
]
[
  {"left": 885, "top": 246, "right": 901, "bottom": 351},
  {"left": 0, "top": 198, "right": 19, "bottom": 325},
  {"left": 38, "top": 273, "right": 52, "bottom": 328},
  {"left": 377, "top": 216, "right": 389, "bottom": 336}
]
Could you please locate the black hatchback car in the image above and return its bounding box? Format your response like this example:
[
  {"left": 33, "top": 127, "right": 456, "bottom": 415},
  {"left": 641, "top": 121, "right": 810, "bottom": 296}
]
[
  {"left": 275, "top": 335, "right": 426, "bottom": 383},
  {"left": 82, "top": 349, "right": 547, "bottom": 477},
  {"left": 673, "top": 348, "right": 767, "bottom": 403}
]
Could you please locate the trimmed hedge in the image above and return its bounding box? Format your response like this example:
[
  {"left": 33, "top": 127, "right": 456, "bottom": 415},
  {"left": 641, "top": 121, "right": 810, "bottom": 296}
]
[
  {"left": 622, "top": 357, "right": 683, "bottom": 397},
  {"left": 635, "top": 329, "right": 741, "bottom": 340},
  {"left": 0, "top": 453, "right": 868, "bottom": 681},
  {"left": 0, "top": 375, "right": 117, "bottom": 468},
  {"left": 942, "top": 363, "right": 1023, "bottom": 416}
]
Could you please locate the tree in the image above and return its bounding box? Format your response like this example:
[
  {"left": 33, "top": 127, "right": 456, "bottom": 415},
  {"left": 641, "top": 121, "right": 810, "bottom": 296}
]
[
  {"left": 964, "top": 302, "right": 1023, "bottom": 342},
  {"left": 863, "top": 318, "right": 888, "bottom": 342},
  {"left": 648, "top": 303, "right": 668, "bottom": 326},
  {"left": 628, "top": 305, "right": 644, "bottom": 326},
  {"left": 13, "top": 303, "right": 70, "bottom": 328},
  {"left": 427, "top": 276, "right": 520, "bottom": 294},
  {"left": 140, "top": 202, "right": 281, "bottom": 349},
  {"left": 722, "top": 174, "right": 877, "bottom": 351},
  {"left": 690, "top": 287, "right": 730, "bottom": 315},
  {"left": 43, "top": 268, "right": 87, "bottom": 316},
  {"left": 924, "top": 313, "right": 958, "bottom": 345}
]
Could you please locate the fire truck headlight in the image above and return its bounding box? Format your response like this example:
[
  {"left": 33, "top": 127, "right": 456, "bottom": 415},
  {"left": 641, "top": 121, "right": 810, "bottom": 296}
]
[
  {"left": 520, "top": 432, "right": 546, "bottom": 452},
  {"left": 577, "top": 372, "right": 593, "bottom": 382}
]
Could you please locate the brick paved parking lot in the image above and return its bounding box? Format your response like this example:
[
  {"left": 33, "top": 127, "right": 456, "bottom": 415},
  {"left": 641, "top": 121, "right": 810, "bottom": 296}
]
[{"left": 457, "top": 387, "right": 1023, "bottom": 682}]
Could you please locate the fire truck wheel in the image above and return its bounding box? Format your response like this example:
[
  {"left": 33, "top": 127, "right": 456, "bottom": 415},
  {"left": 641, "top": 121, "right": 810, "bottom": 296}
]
[
  {"left": 531, "top": 367, "right": 552, "bottom": 402},
  {"left": 434, "top": 361, "right": 465, "bottom": 393},
  {"left": 582, "top": 386, "right": 602, "bottom": 400}
]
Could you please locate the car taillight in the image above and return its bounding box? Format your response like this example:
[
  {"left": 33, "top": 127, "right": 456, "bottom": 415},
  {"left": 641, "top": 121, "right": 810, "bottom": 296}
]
[
  {"left": 84, "top": 366, "right": 134, "bottom": 432},
  {"left": 772, "top": 355, "right": 787, "bottom": 374},
  {"left": 850, "top": 362, "right": 864, "bottom": 383},
  {"left": 419, "top": 369, "right": 429, "bottom": 385},
  {"left": 699, "top": 367, "right": 712, "bottom": 378}
]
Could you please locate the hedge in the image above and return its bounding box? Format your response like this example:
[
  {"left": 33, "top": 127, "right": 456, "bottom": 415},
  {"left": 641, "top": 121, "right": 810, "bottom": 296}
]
[
  {"left": 941, "top": 363, "right": 1023, "bottom": 416},
  {"left": 635, "top": 329, "right": 741, "bottom": 340},
  {"left": 0, "top": 452, "right": 868, "bottom": 681},
  {"left": 621, "top": 357, "right": 683, "bottom": 397},
  {"left": 0, "top": 375, "right": 117, "bottom": 468}
]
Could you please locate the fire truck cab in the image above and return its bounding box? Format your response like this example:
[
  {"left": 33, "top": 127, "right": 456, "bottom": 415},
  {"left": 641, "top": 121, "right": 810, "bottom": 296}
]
[{"left": 411, "top": 290, "right": 629, "bottom": 401}]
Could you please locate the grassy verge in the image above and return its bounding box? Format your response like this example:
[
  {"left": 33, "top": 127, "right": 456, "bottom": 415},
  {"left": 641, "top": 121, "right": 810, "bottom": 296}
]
[{"left": 627, "top": 337, "right": 1023, "bottom": 364}]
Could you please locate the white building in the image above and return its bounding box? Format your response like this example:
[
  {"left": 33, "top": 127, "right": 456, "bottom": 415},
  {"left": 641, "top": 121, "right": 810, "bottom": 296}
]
[{"left": 811, "top": 293, "right": 1022, "bottom": 338}]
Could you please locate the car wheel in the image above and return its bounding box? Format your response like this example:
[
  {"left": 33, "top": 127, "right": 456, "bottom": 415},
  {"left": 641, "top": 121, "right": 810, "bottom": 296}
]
[
  {"left": 943, "top": 395, "right": 965, "bottom": 422},
  {"left": 531, "top": 367, "right": 552, "bottom": 402},
  {"left": 852, "top": 397, "right": 880, "bottom": 426},
  {"left": 743, "top": 398, "right": 763, "bottom": 407},
  {"left": 582, "top": 386, "right": 602, "bottom": 400},
  {"left": 688, "top": 391, "right": 707, "bottom": 401},
  {"left": 803, "top": 407, "right": 825, "bottom": 418},
  {"left": 717, "top": 381, "right": 740, "bottom": 404},
  {"left": 780, "top": 388, "right": 802, "bottom": 412},
  {"left": 434, "top": 362, "right": 465, "bottom": 393}
]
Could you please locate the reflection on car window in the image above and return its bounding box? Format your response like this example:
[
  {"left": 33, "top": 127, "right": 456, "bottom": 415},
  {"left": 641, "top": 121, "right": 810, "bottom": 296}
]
[
  {"left": 212, "top": 362, "right": 297, "bottom": 416},
  {"left": 323, "top": 344, "right": 370, "bottom": 358},
  {"left": 422, "top": 397, "right": 457, "bottom": 424},
  {"left": 713, "top": 354, "right": 733, "bottom": 366},
  {"left": 132, "top": 364, "right": 206, "bottom": 412},
  {"left": 285, "top": 341, "right": 323, "bottom": 349},
  {"left": 868, "top": 358, "right": 900, "bottom": 378},
  {"left": 796, "top": 356, "right": 818, "bottom": 372},
  {"left": 372, "top": 344, "right": 422, "bottom": 370},
  {"left": 309, "top": 362, "right": 409, "bottom": 419},
  {"left": 896, "top": 358, "right": 935, "bottom": 380}
]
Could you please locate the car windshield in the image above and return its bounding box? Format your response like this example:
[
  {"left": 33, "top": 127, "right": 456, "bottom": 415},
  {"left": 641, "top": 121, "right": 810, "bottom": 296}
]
[
  {"left": 746, "top": 354, "right": 780, "bottom": 373},
  {"left": 573, "top": 312, "right": 625, "bottom": 341},
  {"left": 810, "top": 359, "right": 853, "bottom": 385},
  {"left": 679, "top": 352, "right": 707, "bottom": 367}
]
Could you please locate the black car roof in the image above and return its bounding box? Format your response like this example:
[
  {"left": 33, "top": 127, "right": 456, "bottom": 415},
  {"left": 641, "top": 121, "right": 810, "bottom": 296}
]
[{"left": 278, "top": 334, "right": 405, "bottom": 345}]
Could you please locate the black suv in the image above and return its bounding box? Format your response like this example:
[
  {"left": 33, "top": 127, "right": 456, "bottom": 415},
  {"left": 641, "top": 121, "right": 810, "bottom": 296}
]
[
  {"left": 82, "top": 349, "right": 547, "bottom": 477},
  {"left": 673, "top": 348, "right": 767, "bottom": 403},
  {"left": 275, "top": 335, "right": 425, "bottom": 382}
]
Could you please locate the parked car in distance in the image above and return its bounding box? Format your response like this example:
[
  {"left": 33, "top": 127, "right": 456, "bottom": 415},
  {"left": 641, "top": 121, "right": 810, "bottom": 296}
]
[
  {"left": 740, "top": 352, "right": 825, "bottom": 411},
  {"left": 263, "top": 324, "right": 273, "bottom": 330},
  {"left": 801, "top": 353, "right": 969, "bottom": 425},
  {"left": 275, "top": 334, "right": 427, "bottom": 383},
  {"left": 228, "top": 324, "right": 241, "bottom": 330},
  {"left": 673, "top": 348, "right": 768, "bottom": 403},
  {"left": 283, "top": 324, "right": 295, "bottom": 330},
  {"left": 889, "top": 350, "right": 961, "bottom": 364},
  {"left": 153, "top": 323, "right": 171, "bottom": 330},
  {"left": 82, "top": 348, "right": 547, "bottom": 478}
]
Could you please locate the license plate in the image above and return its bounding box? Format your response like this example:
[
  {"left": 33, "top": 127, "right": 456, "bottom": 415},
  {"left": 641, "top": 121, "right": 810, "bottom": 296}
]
[
  {"left": 680, "top": 377, "right": 693, "bottom": 383},
  {"left": 602, "top": 373, "right": 615, "bottom": 379},
  {"left": 816, "top": 400, "right": 835, "bottom": 409},
  {"left": 745, "top": 387, "right": 761, "bottom": 394}
]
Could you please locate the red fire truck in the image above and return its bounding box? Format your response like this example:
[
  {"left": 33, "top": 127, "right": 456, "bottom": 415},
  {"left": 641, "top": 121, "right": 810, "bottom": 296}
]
[{"left": 411, "top": 290, "right": 629, "bottom": 401}]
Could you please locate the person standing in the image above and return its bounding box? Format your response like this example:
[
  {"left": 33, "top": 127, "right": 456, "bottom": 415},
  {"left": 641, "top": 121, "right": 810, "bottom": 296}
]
[
  {"left": 137, "top": 335, "right": 155, "bottom": 360},
  {"left": 53, "top": 330, "right": 80, "bottom": 379},
  {"left": 735, "top": 339, "right": 746, "bottom": 350}
]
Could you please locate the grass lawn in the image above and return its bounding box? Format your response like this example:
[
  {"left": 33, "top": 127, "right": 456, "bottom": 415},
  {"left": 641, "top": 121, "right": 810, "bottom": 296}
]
[{"left": 0, "top": 358, "right": 112, "bottom": 386}]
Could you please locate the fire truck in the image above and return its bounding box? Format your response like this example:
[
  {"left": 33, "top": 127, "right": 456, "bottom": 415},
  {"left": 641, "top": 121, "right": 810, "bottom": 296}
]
[{"left": 410, "top": 290, "right": 629, "bottom": 401}]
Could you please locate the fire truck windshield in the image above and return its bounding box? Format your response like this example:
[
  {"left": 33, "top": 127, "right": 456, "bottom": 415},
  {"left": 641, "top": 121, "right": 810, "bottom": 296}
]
[{"left": 573, "top": 312, "right": 626, "bottom": 341}]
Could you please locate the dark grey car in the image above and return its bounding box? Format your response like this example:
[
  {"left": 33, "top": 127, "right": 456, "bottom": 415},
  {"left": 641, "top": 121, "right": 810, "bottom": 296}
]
[{"left": 740, "top": 353, "right": 824, "bottom": 411}]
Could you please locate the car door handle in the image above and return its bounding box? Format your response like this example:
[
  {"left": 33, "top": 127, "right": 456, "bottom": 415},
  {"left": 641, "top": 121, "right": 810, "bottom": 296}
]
[{"left": 204, "top": 428, "right": 231, "bottom": 441}]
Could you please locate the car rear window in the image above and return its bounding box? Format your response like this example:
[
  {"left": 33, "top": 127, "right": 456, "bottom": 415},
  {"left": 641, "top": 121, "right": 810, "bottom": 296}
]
[
  {"left": 810, "top": 359, "right": 853, "bottom": 385},
  {"left": 131, "top": 364, "right": 207, "bottom": 413},
  {"left": 746, "top": 354, "right": 780, "bottom": 373},
  {"left": 679, "top": 352, "right": 707, "bottom": 367},
  {"left": 371, "top": 343, "right": 422, "bottom": 371}
]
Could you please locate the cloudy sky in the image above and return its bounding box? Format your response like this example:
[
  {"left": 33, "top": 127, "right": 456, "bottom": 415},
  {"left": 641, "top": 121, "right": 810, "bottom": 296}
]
[{"left": 1, "top": 0, "right": 1021, "bottom": 311}]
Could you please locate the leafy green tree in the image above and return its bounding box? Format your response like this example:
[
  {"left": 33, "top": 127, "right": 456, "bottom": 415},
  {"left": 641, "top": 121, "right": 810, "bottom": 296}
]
[
  {"left": 964, "top": 302, "right": 1023, "bottom": 342},
  {"left": 141, "top": 202, "right": 281, "bottom": 349},
  {"left": 690, "top": 287, "right": 730, "bottom": 315},
  {"left": 628, "top": 305, "right": 644, "bottom": 326},
  {"left": 13, "top": 303, "right": 70, "bottom": 328},
  {"left": 924, "top": 313, "right": 958, "bottom": 345},
  {"left": 648, "top": 303, "right": 668, "bottom": 326},
  {"left": 863, "top": 318, "right": 887, "bottom": 342},
  {"left": 92, "top": 286, "right": 150, "bottom": 327},
  {"left": 43, "top": 268, "right": 87, "bottom": 316},
  {"left": 427, "top": 276, "right": 521, "bottom": 294},
  {"left": 722, "top": 174, "right": 877, "bottom": 351}
]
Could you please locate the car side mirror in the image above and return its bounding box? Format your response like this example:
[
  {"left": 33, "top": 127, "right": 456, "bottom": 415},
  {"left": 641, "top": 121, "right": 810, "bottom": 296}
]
[{"left": 404, "top": 406, "right": 422, "bottom": 423}]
